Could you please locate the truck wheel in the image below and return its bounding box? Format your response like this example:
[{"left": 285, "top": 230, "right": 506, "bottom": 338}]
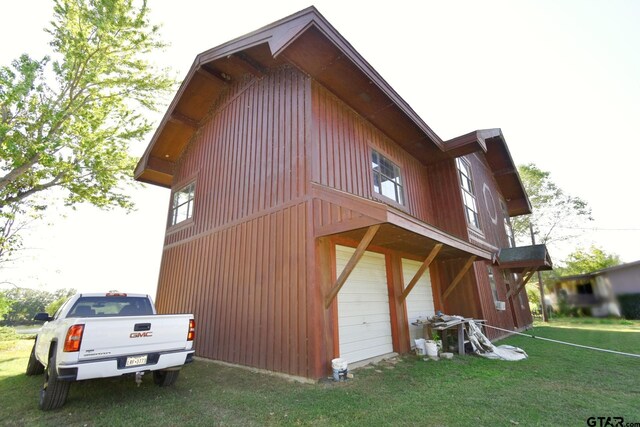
[
  {"left": 39, "top": 349, "right": 70, "bottom": 410},
  {"left": 153, "top": 369, "right": 180, "bottom": 387},
  {"left": 26, "top": 342, "right": 45, "bottom": 376}
]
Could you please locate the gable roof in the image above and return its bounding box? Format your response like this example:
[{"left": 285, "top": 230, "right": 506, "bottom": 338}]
[
  {"left": 135, "top": 6, "right": 530, "bottom": 216},
  {"left": 556, "top": 259, "right": 640, "bottom": 282}
]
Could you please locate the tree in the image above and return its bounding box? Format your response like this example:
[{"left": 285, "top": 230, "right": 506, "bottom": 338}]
[
  {"left": 512, "top": 163, "right": 593, "bottom": 321},
  {"left": 557, "top": 245, "right": 621, "bottom": 276},
  {"left": 0, "top": 0, "right": 174, "bottom": 262},
  {"left": 46, "top": 296, "right": 69, "bottom": 316},
  {"left": 512, "top": 163, "right": 592, "bottom": 248},
  {"left": 0, "top": 293, "right": 12, "bottom": 320},
  {"left": 0, "top": 287, "right": 75, "bottom": 325}
]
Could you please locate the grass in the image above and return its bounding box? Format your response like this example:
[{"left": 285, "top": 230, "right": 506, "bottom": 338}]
[{"left": 1, "top": 320, "right": 639, "bottom": 426}]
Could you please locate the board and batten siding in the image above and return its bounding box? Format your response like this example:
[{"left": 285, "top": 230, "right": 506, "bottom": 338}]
[
  {"left": 462, "top": 153, "right": 534, "bottom": 331},
  {"left": 426, "top": 159, "right": 468, "bottom": 240},
  {"left": 473, "top": 262, "right": 515, "bottom": 339},
  {"left": 156, "top": 203, "right": 311, "bottom": 377},
  {"left": 155, "top": 67, "right": 317, "bottom": 377},
  {"left": 165, "top": 66, "right": 310, "bottom": 246},
  {"left": 311, "top": 82, "right": 434, "bottom": 224}
]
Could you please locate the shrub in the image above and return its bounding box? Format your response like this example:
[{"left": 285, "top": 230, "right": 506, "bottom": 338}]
[{"left": 618, "top": 294, "right": 640, "bottom": 320}]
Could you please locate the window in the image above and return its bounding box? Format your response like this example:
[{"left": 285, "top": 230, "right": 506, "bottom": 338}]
[
  {"left": 170, "top": 182, "right": 195, "bottom": 226},
  {"left": 501, "top": 201, "right": 515, "bottom": 247},
  {"left": 577, "top": 283, "right": 594, "bottom": 295},
  {"left": 488, "top": 265, "right": 499, "bottom": 303},
  {"left": 456, "top": 157, "right": 479, "bottom": 229},
  {"left": 67, "top": 296, "right": 154, "bottom": 317},
  {"left": 371, "top": 150, "right": 404, "bottom": 204}
]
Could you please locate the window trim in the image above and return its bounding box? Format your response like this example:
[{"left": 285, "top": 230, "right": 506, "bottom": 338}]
[
  {"left": 169, "top": 181, "right": 196, "bottom": 228},
  {"left": 456, "top": 157, "right": 480, "bottom": 230},
  {"left": 371, "top": 148, "right": 405, "bottom": 206}
]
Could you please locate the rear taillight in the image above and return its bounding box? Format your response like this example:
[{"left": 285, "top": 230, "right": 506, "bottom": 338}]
[
  {"left": 64, "top": 324, "right": 85, "bottom": 352},
  {"left": 187, "top": 319, "right": 195, "bottom": 341}
]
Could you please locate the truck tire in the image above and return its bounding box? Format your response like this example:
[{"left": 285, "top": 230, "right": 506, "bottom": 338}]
[
  {"left": 26, "top": 342, "right": 45, "bottom": 376},
  {"left": 39, "top": 348, "right": 70, "bottom": 410},
  {"left": 153, "top": 369, "right": 180, "bottom": 387}
]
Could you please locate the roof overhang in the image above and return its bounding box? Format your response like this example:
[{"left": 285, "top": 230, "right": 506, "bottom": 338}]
[
  {"left": 135, "top": 7, "right": 450, "bottom": 187},
  {"left": 496, "top": 244, "right": 553, "bottom": 273},
  {"left": 135, "top": 6, "right": 529, "bottom": 206},
  {"left": 443, "top": 129, "right": 531, "bottom": 217}
]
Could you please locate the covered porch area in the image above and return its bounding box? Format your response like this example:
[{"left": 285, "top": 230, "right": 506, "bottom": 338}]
[
  {"left": 316, "top": 205, "right": 492, "bottom": 365},
  {"left": 495, "top": 244, "right": 554, "bottom": 326}
]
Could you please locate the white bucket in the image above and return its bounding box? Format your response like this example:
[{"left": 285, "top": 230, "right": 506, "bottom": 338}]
[
  {"left": 414, "top": 338, "right": 427, "bottom": 356},
  {"left": 331, "top": 358, "right": 348, "bottom": 381},
  {"left": 425, "top": 340, "right": 438, "bottom": 357}
]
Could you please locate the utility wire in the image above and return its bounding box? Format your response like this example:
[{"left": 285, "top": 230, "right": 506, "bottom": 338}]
[
  {"left": 482, "top": 323, "right": 640, "bottom": 359},
  {"left": 555, "top": 226, "right": 640, "bottom": 231}
]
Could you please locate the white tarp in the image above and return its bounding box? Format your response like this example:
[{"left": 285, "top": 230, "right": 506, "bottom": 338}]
[{"left": 467, "top": 320, "right": 528, "bottom": 361}]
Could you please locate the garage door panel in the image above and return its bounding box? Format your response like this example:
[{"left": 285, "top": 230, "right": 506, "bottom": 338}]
[
  {"left": 336, "top": 245, "right": 393, "bottom": 364},
  {"left": 339, "top": 321, "right": 393, "bottom": 339},
  {"left": 402, "top": 258, "right": 435, "bottom": 346},
  {"left": 337, "top": 293, "right": 391, "bottom": 303},
  {"left": 343, "top": 344, "right": 395, "bottom": 365},
  {"left": 340, "top": 336, "right": 393, "bottom": 355},
  {"left": 339, "top": 313, "right": 391, "bottom": 326}
]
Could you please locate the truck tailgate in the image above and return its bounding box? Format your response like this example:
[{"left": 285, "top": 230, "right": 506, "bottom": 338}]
[{"left": 77, "top": 315, "right": 192, "bottom": 361}]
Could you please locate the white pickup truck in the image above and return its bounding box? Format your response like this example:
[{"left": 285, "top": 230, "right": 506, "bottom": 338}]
[{"left": 26, "top": 292, "right": 195, "bottom": 410}]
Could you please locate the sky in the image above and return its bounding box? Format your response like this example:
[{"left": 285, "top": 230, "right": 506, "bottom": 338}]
[{"left": 1, "top": 0, "right": 640, "bottom": 297}]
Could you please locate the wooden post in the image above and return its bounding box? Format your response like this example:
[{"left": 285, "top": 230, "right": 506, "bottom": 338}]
[
  {"left": 324, "top": 224, "right": 380, "bottom": 308},
  {"left": 530, "top": 224, "right": 548, "bottom": 322},
  {"left": 506, "top": 269, "right": 536, "bottom": 298},
  {"left": 400, "top": 244, "right": 443, "bottom": 301}
]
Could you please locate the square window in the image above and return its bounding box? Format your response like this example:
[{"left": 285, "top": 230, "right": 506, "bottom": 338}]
[
  {"left": 371, "top": 150, "right": 404, "bottom": 205},
  {"left": 170, "top": 182, "right": 195, "bottom": 226}
]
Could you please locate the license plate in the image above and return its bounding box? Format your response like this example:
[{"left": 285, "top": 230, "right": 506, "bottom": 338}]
[{"left": 125, "top": 355, "right": 148, "bottom": 367}]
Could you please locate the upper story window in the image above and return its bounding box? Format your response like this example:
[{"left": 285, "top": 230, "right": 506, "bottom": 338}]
[
  {"left": 456, "top": 157, "right": 479, "bottom": 229},
  {"left": 501, "top": 201, "right": 516, "bottom": 247},
  {"left": 170, "top": 182, "right": 195, "bottom": 226},
  {"left": 371, "top": 150, "right": 404, "bottom": 205}
]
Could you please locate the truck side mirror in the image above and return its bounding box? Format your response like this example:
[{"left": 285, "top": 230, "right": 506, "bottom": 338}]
[{"left": 34, "top": 312, "right": 53, "bottom": 322}]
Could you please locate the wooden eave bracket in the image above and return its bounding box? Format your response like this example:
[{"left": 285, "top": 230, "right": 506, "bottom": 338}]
[
  {"left": 442, "top": 256, "right": 477, "bottom": 301},
  {"left": 400, "top": 244, "right": 443, "bottom": 301},
  {"left": 506, "top": 268, "right": 536, "bottom": 298},
  {"left": 169, "top": 111, "right": 200, "bottom": 129},
  {"left": 145, "top": 156, "right": 174, "bottom": 176},
  {"left": 324, "top": 224, "right": 380, "bottom": 309},
  {"left": 231, "top": 52, "right": 268, "bottom": 77},
  {"left": 197, "top": 66, "right": 231, "bottom": 84}
]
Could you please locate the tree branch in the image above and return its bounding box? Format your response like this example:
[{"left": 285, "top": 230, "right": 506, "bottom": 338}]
[
  {"left": 0, "top": 153, "right": 42, "bottom": 191},
  {"left": 0, "top": 173, "right": 65, "bottom": 207}
]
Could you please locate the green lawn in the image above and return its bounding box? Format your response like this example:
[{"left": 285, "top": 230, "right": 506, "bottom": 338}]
[{"left": 1, "top": 320, "right": 639, "bottom": 426}]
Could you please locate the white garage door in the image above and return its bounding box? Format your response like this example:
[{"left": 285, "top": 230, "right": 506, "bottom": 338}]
[
  {"left": 336, "top": 245, "right": 393, "bottom": 364},
  {"left": 402, "top": 258, "right": 436, "bottom": 346}
]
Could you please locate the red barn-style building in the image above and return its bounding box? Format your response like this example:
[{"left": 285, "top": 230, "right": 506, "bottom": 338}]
[{"left": 136, "top": 7, "right": 551, "bottom": 379}]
